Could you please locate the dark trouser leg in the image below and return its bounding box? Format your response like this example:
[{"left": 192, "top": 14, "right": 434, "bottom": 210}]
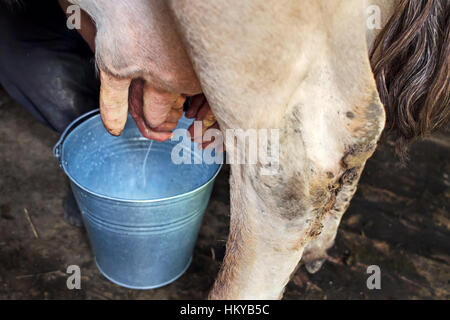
[{"left": 0, "top": 1, "right": 100, "bottom": 226}]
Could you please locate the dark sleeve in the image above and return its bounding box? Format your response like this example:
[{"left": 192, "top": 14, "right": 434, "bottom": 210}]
[{"left": 0, "top": 0, "right": 99, "bottom": 132}]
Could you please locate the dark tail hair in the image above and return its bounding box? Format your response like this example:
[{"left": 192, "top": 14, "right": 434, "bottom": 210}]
[{"left": 370, "top": 0, "right": 449, "bottom": 157}]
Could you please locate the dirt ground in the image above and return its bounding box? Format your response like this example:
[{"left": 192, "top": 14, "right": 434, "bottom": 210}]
[{"left": 0, "top": 86, "right": 448, "bottom": 300}]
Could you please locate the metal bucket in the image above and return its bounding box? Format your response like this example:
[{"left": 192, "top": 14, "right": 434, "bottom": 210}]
[{"left": 53, "top": 109, "right": 222, "bottom": 289}]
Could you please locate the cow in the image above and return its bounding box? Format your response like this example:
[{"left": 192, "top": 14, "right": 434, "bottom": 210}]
[{"left": 61, "top": 0, "right": 448, "bottom": 299}]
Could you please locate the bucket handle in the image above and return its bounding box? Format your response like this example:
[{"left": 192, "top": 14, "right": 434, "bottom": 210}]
[{"left": 53, "top": 108, "right": 100, "bottom": 165}]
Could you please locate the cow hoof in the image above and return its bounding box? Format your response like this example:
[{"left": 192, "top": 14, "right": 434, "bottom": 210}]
[{"left": 305, "top": 259, "right": 326, "bottom": 274}]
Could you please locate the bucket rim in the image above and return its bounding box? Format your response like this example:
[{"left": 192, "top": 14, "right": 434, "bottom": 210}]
[{"left": 59, "top": 112, "right": 223, "bottom": 203}]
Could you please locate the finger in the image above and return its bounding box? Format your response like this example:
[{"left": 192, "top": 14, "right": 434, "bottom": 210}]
[
  {"left": 165, "top": 108, "right": 184, "bottom": 123},
  {"left": 134, "top": 116, "right": 173, "bottom": 141},
  {"left": 185, "top": 94, "right": 206, "bottom": 118},
  {"left": 174, "top": 95, "right": 186, "bottom": 110},
  {"left": 152, "top": 121, "right": 178, "bottom": 132},
  {"left": 129, "top": 79, "right": 173, "bottom": 141},
  {"left": 196, "top": 100, "right": 213, "bottom": 121},
  {"left": 188, "top": 101, "right": 216, "bottom": 138},
  {"left": 143, "top": 82, "right": 179, "bottom": 128},
  {"left": 198, "top": 103, "right": 217, "bottom": 134},
  {"left": 201, "top": 122, "right": 221, "bottom": 150},
  {"left": 202, "top": 112, "right": 217, "bottom": 131},
  {"left": 152, "top": 107, "right": 184, "bottom": 133},
  {"left": 203, "top": 140, "right": 224, "bottom": 152},
  {"left": 202, "top": 140, "right": 225, "bottom": 153},
  {"left": 99, "top": 70, "right": 131, "bottom": 136},
  {"left": 188, "top": 121, "right": 204, "bottom": 144}
]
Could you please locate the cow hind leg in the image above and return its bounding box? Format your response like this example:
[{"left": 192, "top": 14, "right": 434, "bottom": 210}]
[
  {"left": 302, "top": 166, "right": 364, "bottom": 274},
  {"left": 208, "top": 100, "right": 382, "bottom": 299},
  {"left": 169, "top": 0, "right": 386, "bottom": 299}
]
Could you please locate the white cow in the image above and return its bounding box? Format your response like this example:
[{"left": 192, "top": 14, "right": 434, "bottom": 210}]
[{"left": 68, "top": 0, "right": 449, "bottom": 299}]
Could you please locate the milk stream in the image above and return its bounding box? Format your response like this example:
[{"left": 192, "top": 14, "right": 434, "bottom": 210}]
[{"left": 142, "top": 140, "right": 154, "bottom": 189}]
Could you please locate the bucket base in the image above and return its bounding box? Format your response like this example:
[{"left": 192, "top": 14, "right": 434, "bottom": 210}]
[{"left": 94, "top": 256, "right": 193, "bottom": 290}]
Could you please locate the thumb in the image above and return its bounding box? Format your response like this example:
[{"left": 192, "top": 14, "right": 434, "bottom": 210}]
[
  {"left": 142, "top": 81, "right": 182, "bottom": 129},
  {"left": 99, "top": 69, "right": 131, "bottom": 136}
]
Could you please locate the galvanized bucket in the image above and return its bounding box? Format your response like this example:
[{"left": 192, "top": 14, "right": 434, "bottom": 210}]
[{"left": 53, "top": 109, "right": 222, "bottom": 289}]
